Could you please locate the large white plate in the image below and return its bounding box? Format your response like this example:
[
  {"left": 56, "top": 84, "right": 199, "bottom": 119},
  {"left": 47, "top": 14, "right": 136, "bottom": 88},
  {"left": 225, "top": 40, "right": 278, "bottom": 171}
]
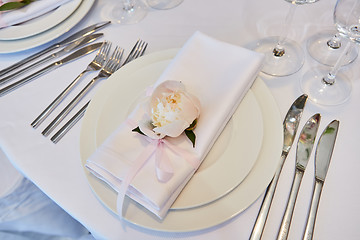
[
  {"left": 0, "top": 0, "right": 94, "bottom": 53},
  {"left": 80, "top": 49, "right": 283, "bottom": 232},
  {"left": 95, "top": 60, "right": 263, "bottom": 209},
  {"left": 0, "top": 0, "right": 82, "bottom": 40}
]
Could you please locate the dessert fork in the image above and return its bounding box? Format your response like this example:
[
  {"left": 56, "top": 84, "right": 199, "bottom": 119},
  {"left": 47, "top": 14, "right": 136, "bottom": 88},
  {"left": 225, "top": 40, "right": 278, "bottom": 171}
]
[
  {"left": 42, "top": 46, "right": 124, "bottom": 136},
  {"left": 31, "top": 41, "right": 111, "bottom": 128},
  {"left": 50, "top": 39, "right": 148, "bottom": 143}
]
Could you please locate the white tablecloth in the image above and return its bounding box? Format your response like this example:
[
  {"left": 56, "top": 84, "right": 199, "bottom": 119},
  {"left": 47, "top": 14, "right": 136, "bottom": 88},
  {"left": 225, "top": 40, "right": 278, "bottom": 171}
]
[{"left": 0, "top": 0, "right": 359, "bottom": 239}]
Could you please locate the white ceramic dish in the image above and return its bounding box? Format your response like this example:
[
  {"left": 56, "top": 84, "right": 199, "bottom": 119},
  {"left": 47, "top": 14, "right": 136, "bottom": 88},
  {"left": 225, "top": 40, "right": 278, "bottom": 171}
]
[
  {"left": 0, "top": 0, "right": 82, "bottom": 40},
  {"left": 80, "top": 49, "right": 283, "bottom": 232},
  {"left": 0, "top": 0, "right": 94, "bottom": 53}
]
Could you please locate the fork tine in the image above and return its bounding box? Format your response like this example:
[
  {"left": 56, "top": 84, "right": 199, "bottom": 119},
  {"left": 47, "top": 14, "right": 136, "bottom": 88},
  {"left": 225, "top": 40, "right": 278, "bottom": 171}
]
[
  {"left": 94, "top": 41, "right": 111, "bottom": 64},
  {"left": 122, "top": 39, "right": 141, "bottom": 66}
]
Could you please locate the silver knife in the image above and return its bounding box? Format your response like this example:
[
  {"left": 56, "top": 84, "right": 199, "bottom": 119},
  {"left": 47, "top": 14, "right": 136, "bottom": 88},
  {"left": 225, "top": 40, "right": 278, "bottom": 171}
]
[
  {"left": 0, "top": 21, "right": 110, "bottom": 76},
  {"left": 0, "top": 42, "right": 103, "bottom": 97},
  {"left": 250, "top": 94, "right": 308, "bottom": 240},
  {"left": 277, "top": 113, "right": 321, "bottom": 240},
  {"left": 303, "top": 120, "right": 339, "bottom": 240},
  {"left": 0, "top": 33, "right": 103, "bottom": 86}
]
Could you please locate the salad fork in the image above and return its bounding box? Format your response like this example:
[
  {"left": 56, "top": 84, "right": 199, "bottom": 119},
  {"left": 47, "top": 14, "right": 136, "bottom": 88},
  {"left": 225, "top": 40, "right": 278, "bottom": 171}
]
[
  {"left": 31, "top": 41, "right": 111, "bottom": 129},
  {"left": 42, "top": 46, "right": 124, "bottom": 136},
  {"left": 50, "top": 39, "right": 148, "bottom": 143}
]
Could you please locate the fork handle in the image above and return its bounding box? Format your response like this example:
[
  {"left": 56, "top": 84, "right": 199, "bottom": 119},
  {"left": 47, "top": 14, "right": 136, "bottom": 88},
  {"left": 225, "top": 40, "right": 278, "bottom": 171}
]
[
  {"left": 42, "top": 77, "right": 99, "bottom": 136},
  {"left": 31, "top": 70, "right": 88, "bottom": 128},
  {"left": 50, "top": 101, "right": 90, "bottom": 143}
]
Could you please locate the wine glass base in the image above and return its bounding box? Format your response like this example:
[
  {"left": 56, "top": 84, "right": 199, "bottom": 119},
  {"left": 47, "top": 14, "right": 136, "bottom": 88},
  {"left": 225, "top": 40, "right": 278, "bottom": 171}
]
[
  {"left": 249, "top": 36, "right": 304, "bottom": 77},
  {"left": 147, "top": 0, "right": 184, "bottom": 10},
  {"left": 300, "top": 67, "right": 352, "bottom": 106},
  {"left": 307, "top": 30, "right": 358, "bottom": 66},
  {"left": 111, "top": 1, "right": 148, "bottom": 25}
]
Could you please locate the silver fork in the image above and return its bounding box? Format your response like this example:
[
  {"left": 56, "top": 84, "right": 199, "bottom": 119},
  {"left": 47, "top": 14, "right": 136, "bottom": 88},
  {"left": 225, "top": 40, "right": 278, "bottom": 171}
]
[
  {"left": 42, "top": 46, "right": 124, "bottom": 136},
  {"left": 31, "top": 41, "right": 111, "bottom": 129},
  {"left": 50, "top": 39, "right": 148, "bottom": 143}
]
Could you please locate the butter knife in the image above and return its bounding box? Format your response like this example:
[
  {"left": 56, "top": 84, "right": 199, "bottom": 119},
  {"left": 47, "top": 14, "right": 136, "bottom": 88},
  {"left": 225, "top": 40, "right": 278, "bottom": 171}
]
[
  {"left": 0, "top": 33, "right": 103, "bottom": 86},
  {"left": 303, "top": 120, "right": 339, "bottom": 240},
  {"left": 0, "top": 21, "right": 110, "bottom": 76},
  {"left": 0, "top": 42, "right": 103, "bottom": 97},
  {"left": 250, "top": 94, "right": 308, "bottom": 240},
  {"left": 277, "top": 113, "right": 321, "bottom": 240}
]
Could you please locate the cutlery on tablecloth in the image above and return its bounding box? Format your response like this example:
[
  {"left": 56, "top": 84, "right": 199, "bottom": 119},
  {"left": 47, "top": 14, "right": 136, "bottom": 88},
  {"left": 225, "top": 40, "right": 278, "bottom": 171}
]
[
  {"left": 277, "top": 113, "right": 321, "bottom": 240},
  {"left": 30, "top": 41, "right": 111, "bottom": 129},
  {"left": 50, "top": 39, "right": 148, "bottom": 143},
  {"left": 0, "top": 42, "right": 103, "bottom": 97},
  {"left": 303, "top": 120, "right": 339, "bottom": 240},
  {"left": 41, "top": 45, "right": 125, "bottom": 136},
  {"left": 0, "top": 33, "right": 104, "bottom": 86},
  {"left": 0, "top": 21, "right": 110, "bottom": 77},
  {"left": 250, "top": 94, "right": 308, "bottom": 240}
]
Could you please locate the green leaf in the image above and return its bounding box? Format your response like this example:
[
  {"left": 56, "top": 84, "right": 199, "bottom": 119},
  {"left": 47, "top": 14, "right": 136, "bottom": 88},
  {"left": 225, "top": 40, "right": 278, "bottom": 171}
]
[
  {"left": 324, "top": 127, "right": 335, "bottom": 135},
  {"left": 132, "top": 126, "right": 145, "bottom": 136},
  {"left": 0, "top": 0, "right": 33, "bottom": 11},
  {"left": 186, "top": 119, "right": 197, "bottom": 131},
  {"left": 185, "top": 130, "right": 196, "bottom": 148}
]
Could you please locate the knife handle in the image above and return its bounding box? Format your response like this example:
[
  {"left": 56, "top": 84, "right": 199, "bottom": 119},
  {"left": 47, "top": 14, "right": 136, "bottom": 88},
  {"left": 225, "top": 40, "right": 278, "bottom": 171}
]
[
  {"left": 0, "top": 45, "right": 57, "bottom": 77},
  {"left": 303, "top": 179, "right": 323, "bottom": 240},
  {"left": 277, "top": 169, "right": 304, "bottom": 240},
  {"left": 0, "top": 63, "right": 57, "bottom": 97},
  {"left": 249, "top": 153, "right": 287, "bottom": 240}
]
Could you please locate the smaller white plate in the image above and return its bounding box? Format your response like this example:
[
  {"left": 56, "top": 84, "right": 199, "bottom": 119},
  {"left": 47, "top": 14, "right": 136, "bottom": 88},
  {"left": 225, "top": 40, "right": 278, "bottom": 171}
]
[
  {"left": 0, "top": 0, "right": 94, "bottom": 53},
  {"left": 0, "top": 0, "right": 82, "bottom": 40}
]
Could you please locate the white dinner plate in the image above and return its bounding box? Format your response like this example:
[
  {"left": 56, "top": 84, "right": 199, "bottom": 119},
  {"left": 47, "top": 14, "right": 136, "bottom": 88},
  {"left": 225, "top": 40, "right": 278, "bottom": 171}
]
[
  {"left": 0, "top": 0, "right": 82, "bottom": 40},
  {"left": 80, "top": 49, "right": 283, "bottom": 232},
  {"left": 0, "top": 0, "right": 94, "bottom": 53}
]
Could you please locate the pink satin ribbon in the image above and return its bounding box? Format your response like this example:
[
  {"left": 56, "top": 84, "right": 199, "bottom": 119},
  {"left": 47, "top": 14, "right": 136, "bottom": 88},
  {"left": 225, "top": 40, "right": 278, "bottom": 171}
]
[{"left": 116, "top": 119, "right": 200, "bottom": 218}]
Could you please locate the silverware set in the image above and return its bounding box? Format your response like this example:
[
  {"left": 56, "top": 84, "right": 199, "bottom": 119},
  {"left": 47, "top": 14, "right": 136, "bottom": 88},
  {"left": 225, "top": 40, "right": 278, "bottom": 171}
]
[
  {"left": 0, "top": 21, "right": 148, "bottom": 143},
  {"left": 250, "top": 95, "right": 339, "bottom": 240}
]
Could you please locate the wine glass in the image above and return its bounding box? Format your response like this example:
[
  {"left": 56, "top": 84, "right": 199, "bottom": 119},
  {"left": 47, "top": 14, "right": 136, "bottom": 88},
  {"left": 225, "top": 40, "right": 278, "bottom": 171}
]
[
  {"left": 147, "top": 0, "right": 183, "bottom": 10},
  {"left": 110, "top": 0, "right": 148, "bottom": 24},
  {"left": 250, "top": 0, "right": 319, "bottom": 77},
  {"left": 306, "top": 29, "right": 358, "bottom": 66},
  {"left": 300, "top": 0, "right": 360, "bottom": 105}
]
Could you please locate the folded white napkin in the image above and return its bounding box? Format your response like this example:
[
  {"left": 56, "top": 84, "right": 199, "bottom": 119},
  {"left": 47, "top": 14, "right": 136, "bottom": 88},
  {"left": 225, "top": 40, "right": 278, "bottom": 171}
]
[
  {"left": 86, "top": 32, "right": 264, "bottom": 219},
  {"left": 0, "top": 0, "right": 72, "bottom": 29}
]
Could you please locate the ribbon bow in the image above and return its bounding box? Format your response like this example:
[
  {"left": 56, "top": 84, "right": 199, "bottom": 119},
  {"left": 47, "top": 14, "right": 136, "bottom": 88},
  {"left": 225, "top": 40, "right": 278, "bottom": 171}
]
[{"left": 116, "top": 120, "right": 200, "bottom": 218}]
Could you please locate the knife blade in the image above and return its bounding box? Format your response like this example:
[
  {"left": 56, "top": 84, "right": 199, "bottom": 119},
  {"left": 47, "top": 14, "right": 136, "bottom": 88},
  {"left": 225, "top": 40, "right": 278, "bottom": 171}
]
[
  {"left": 250, "top": 94, "right": 308, "bottom": 240},
  {"left": 0, "top": 42, "right": 103, "bottom": 97},
  {"left": 277, "top": 113, "right": 321, "bottom": 240},
  {"left": 0, "top": 21, "right": 110, "bottom": 76},
  {"left": 0, "top": 33, "right": 103, "bottom": 86},
  {"left": 303, "top": 120, "right": 339, "bottom": 240}
]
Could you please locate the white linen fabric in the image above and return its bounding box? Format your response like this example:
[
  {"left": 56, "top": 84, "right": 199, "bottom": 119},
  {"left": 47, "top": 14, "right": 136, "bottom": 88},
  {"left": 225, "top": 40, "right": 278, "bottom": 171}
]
[
  {"left": 0, "top": 0, "right": 72, "bottom": 29},
  {"left": 86, "top": 32, "right": 264, "bottom": 219}
]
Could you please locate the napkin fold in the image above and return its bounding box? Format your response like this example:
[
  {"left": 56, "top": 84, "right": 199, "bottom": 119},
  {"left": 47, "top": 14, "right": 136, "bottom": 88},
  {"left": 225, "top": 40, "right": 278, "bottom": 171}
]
[
  {"left": 0, "top": 0, "right": 72, "bottom": 29},
  {"left": 86, "top": 32, "right": 264, "bottom": 219}
]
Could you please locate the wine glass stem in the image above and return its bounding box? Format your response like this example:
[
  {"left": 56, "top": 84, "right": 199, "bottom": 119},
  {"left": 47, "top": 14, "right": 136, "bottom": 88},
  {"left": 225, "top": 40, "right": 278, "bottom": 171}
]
[
  {"left": 323, "top": 41, "right": 353, "bottom": 85},
  {"left": 327, "top": 33, "right": 342, "bottom": 49},
  {"left": 273, "top": 4, "right": 298, "bottom": 57}
]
